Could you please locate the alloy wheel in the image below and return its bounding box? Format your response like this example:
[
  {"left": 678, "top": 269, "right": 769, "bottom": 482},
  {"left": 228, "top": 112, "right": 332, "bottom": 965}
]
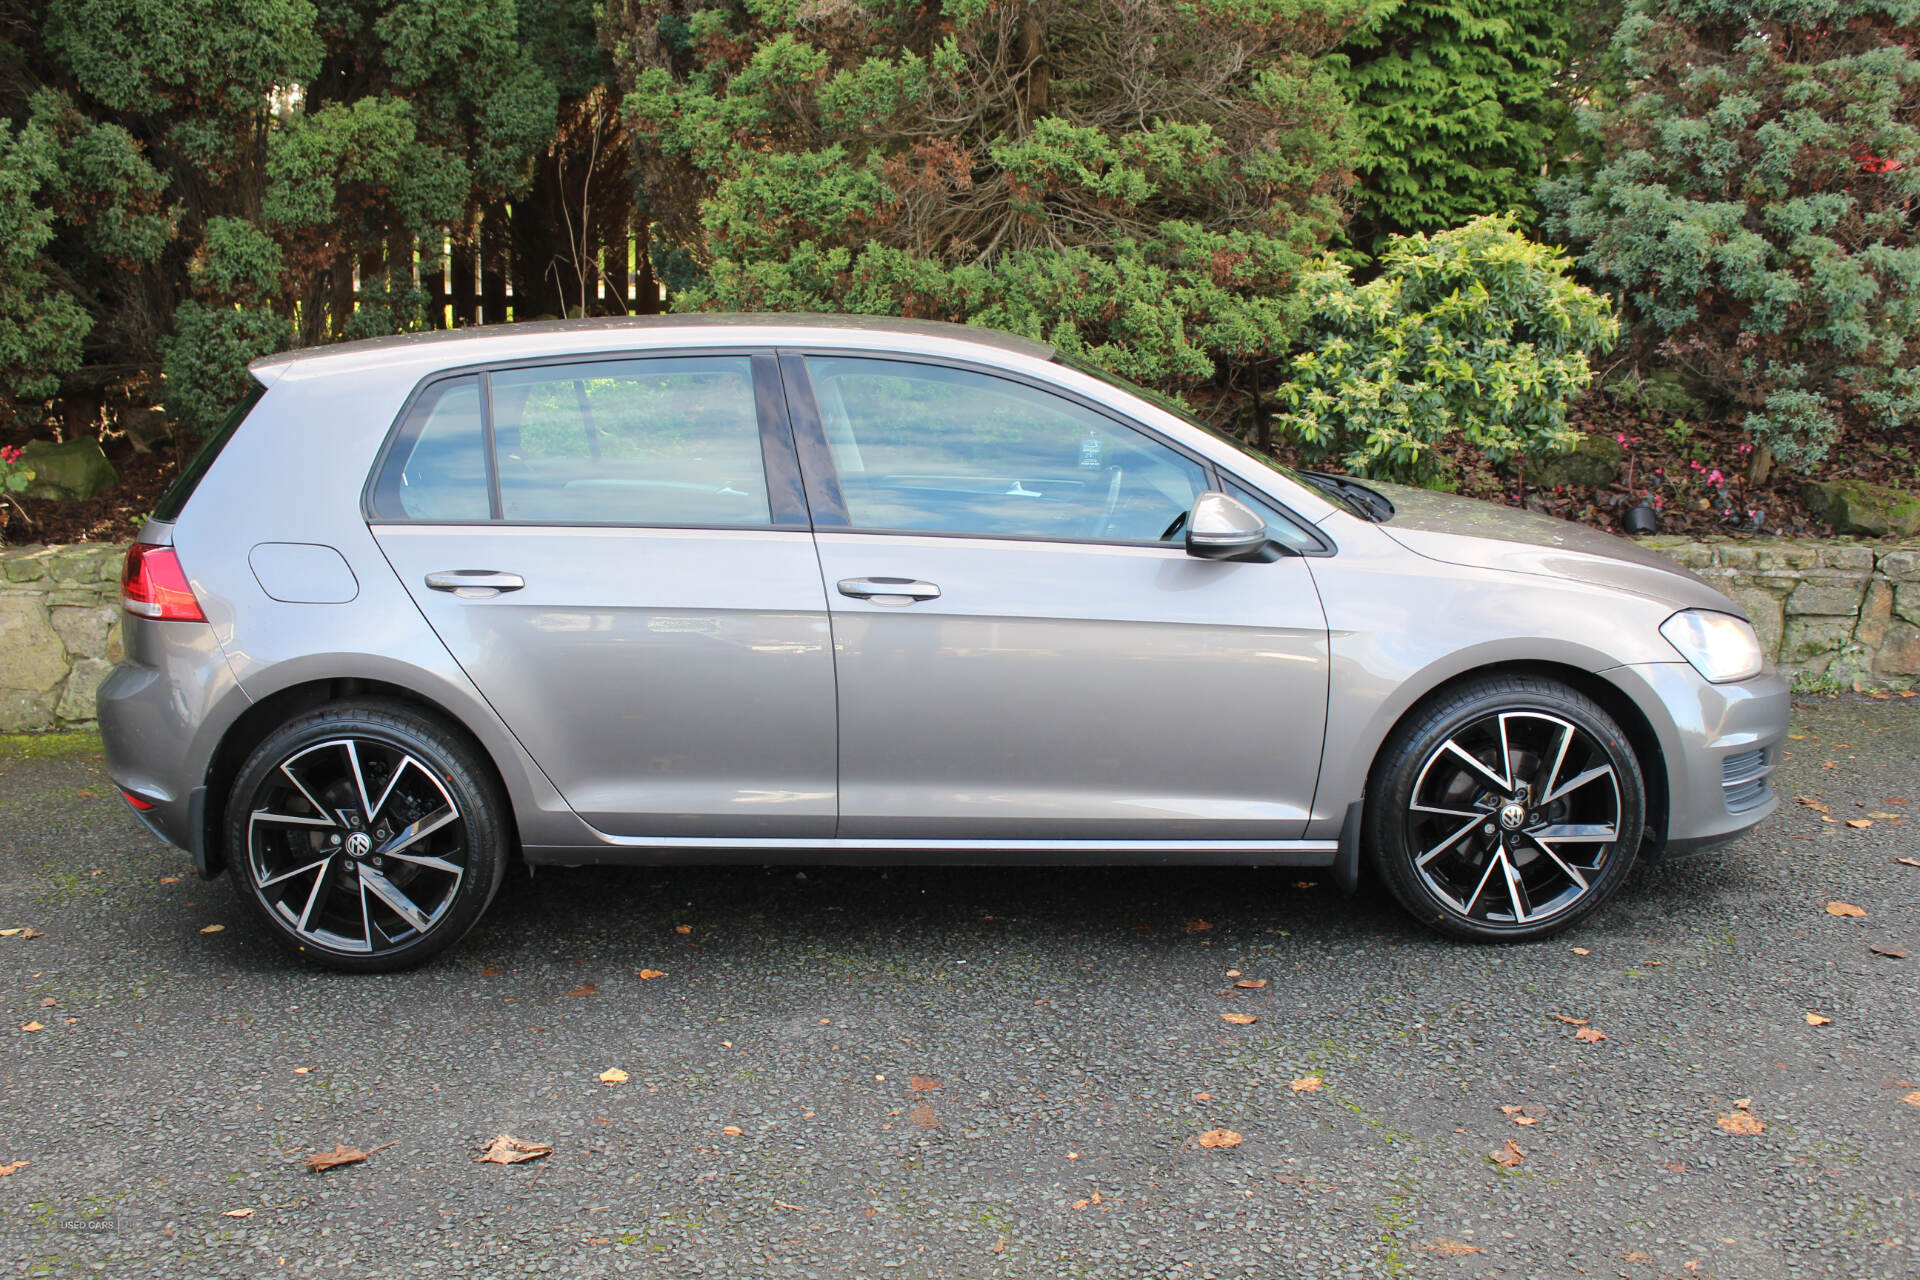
[
  {"left": 1404, "top": 710, "right": 1624, "bottom": 928},
  {"left": 245, "top": 737, "right": 469, "bottom": 955}
]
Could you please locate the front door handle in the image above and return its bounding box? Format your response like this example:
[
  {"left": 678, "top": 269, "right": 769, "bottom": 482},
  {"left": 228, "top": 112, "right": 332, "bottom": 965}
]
[
  {"left": 425, "top": 570, "right": 525, "bottom": 600},
  {"left": 837, "top": 577, "right": 941, "bottom": 605}
]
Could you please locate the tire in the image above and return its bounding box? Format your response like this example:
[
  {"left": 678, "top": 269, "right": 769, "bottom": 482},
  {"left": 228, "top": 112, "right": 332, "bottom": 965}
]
[
  {"left": 1365, "top": 674, "right": 1646, "bottom": 942},
  {"left": 224, "top": 699, "right": 510, "bottom": 972}
]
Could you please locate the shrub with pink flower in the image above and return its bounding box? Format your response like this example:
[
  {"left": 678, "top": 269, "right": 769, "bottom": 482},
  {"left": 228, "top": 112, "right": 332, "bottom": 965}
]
[{"left": 0, "top": 446, "right": 35, "bottom": 529}]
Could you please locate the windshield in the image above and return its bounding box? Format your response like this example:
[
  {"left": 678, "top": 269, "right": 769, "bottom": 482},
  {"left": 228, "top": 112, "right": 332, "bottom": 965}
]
[{"left": 1050, "top": 354, "right": 1387, "bottom": 521}]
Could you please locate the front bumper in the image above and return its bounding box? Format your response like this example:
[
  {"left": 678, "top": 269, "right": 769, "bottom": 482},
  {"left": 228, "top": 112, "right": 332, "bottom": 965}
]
[{"left": 1603, "top": 660, "right": 1790, "bottom": 857}]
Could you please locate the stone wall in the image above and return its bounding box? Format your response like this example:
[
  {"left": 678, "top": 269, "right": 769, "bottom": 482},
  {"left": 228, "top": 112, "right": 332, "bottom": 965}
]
[
  {"left": 1, "top": 537, "right": 1916, "bottom": 733},
  {"left": 1642, "top": 538, "right": 1920, "bottom": 688},
  {"left": 0, "top": 544, "right": 125, "bottom": 733}
]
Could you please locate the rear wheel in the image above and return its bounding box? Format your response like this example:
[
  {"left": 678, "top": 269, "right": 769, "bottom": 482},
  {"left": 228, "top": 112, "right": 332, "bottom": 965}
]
[
  {"left": 1366, "top": 675, "right": 1645, "bottom": 942},
  {"left": 224, "top": 701, "right": 508, "bottom": 972}
]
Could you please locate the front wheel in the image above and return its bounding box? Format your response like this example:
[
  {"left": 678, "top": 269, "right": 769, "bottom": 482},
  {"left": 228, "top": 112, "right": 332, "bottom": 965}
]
[
  {"left": 224, "top": 700, "right": 509, "bottom": 972},
  {"left": 1366, "top": 675, "right": 1646, "bottom": 942}
]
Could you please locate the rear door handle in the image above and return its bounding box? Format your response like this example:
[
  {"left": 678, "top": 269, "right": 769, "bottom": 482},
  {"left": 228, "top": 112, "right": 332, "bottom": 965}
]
[
  {"left": 837, "top": 577, "right": 941, "bottom": 604},
  {"left": 425, "top": 570, "right": 525, "bottom": 599}
]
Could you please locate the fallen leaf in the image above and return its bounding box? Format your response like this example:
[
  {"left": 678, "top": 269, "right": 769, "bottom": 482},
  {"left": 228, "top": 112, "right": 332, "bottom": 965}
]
[
  {"left": 1886, "top": 796, "right": 1910, "bottom": 804},
  {"left": 1183, "top": 919, "right": 1212, "bottom": 932},
  {"left": 0, "top": 1160, "right": 26, "bottom": 1177},
  {"left": 1797, "top": 797, "right": 1830, "bottom": 813},
  {"left": 1901, "top": 1091, "right": 1920, "bottom": 1108},
  {"left": 19, "top": 1021, "right": 43, "bottom": 1033},
  {"left": 292, "top": 1067, "right": 311, "bottom": 1075},
  {"left": 1642, "top": 959, "right": 1667, "bottom": 967},
  {"left": 1574, "top": 1027, "right": 1608, "bottom": 1043},
  {"left": 200, "top": 924, "right": 225, "bottom": 934},
  {"left": 18, "top": 927, "right": 40, "bottom": 938},
  {"left": 566, "top": 983, "right": 598, "bottom": 997},
  {"left": 159, "top": 876, "right": 181, "bottom": 884},
  {"left": 907, "top": 1102, "right": 937, "bottom": 1129},
  {"left": 1233, "top": 979, "right": 1268, "bottom": 989},
  {"left": 1423, "top": 1239, "right": 1483, "bottom": 1257},
  {"left": 221, "top": 1208, "right": 255, "bottom": 1218},
  {"left": 1513, "top": 1115, "right": 1539, "bottom": 1126},
  {"left": 477, "top": 1134, "right": 552, "bottom": 1164},
  {"left": 1289, "top": 1076, "right": 1324, "bottom": 1093},
  {"left": 1196, "top": 1128, "right": 1243, "bottom": 1149},
  {"left": 1869, "top": 812, "right": 1904, "bottom": 820},
  {"left": 1192, "top": 1092, "right": 1212, "bottom": 1102},
  {"left": 305, "top": 1141, "right": 391, "bottom": 1172},
  {"left": 1492, "top": 1140, "right": 1525, "bottom": 1167},
  {"left": 1625, "top": 1252, "right": 1654, "bottom": 1264},
  {"left": 1897, "top": 858, "right": 1920, "bottom": 869},
  {"left": 1805, "top": 1012, "right": 1833, "bottom": 1026},
  {"left": 721, "top": 1126, "right": 743, "bottom": 1136},
  {"left": 991, "top": 1239, "right": 1005, "bottom": 1255},
  {"left": 1292, "top": 881, "right": 1317, "bottom": 890},
  {"left": 1732, "top": 1097, "right": 1752, "bottom": 1110},
  {"left": 1221, "top": 1012, "right": 1258, "bottom": 1026},
  {"left": 1570, "top": 947, "right": 1591, "bottom": 956},
  {"left": 635, "top": 969, "right": 665, "bottom": 980},
  {"left": 674, "top": 925, "right": 692, "bottom": 935},
  {"left": 909, "top": 1076, "right": 941, "bottom": 1092},
  {"left": 1827, "top": 902, "right": 1868, "bottom": 917},
  {"left": 0, "top": 929, "right": 17, "bottom": 937},
  {"left": 1551, "top": 1014, "right": 1589, "bottom": 1026},
  {"left": 1868, "top": 944, "right": 1908, "bottom": 958},
  {"left": 774, "top": 1200, "right": 802, "bottom": 1212},
  {"left": 1846, "top": 819, "right": 1874, "bottom": 829},
  {"left": 1717, "top": 1112, "right": 1765, "bottom": 1135},
  {"left": 597, "top": 1067, "right": 629, "bottom": 1085},
  {"left": 479, "top": 965, "right": 503, "bottom": 977}
]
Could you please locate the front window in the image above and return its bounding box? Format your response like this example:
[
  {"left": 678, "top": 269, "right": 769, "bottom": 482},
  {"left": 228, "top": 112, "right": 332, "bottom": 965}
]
[{"left": 805, "top": 356, "right": 1206, "bottom": 542}]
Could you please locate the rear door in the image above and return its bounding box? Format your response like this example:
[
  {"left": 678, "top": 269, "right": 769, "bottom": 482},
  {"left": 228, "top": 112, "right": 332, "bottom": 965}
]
[
  {"left": 785, "top": 352, "right": 1331, "bottom": 844},
  {"left": 369, "top": 351, "right": 837, "bottom": 839}
]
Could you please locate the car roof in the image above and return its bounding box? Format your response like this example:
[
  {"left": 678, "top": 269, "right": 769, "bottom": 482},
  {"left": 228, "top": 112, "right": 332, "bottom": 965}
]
[{"left": 249, "top": 314, "right": 1057, "bottom": 381}]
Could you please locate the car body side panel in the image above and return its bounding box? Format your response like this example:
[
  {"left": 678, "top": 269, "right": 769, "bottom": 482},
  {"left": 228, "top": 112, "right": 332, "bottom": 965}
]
[
  {"left": 371, "top": 524, "right": 838, "bottom": 838},
  {"left": 814, "top": 532, "right": 1330, "bottom": 840},
  {"left": 154, "top": 367, "right": 598, "bottom": 850},
  {"left": 1302, "top": 518, "right": 1786, "bottom": 844}
]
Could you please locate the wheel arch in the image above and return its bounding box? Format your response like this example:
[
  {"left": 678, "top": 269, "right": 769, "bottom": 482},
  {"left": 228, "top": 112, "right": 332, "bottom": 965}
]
[
  {"left": 199, "top": 677, "right": 523, "bottom": 877},
  {"left": 1360, "top": 660, "right": 1670, "bottom": 855}
]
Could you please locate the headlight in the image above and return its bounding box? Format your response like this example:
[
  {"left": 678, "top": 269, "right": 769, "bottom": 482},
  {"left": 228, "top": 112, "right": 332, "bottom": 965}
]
[{"left": 1660, "top": 609, "right": 1764, "bottom": 683}]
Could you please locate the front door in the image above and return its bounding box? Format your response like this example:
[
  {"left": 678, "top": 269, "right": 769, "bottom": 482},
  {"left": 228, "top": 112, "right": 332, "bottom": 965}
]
[
  {"left": 786, "top": 353, "right": 1329, "bottom": 843},
  {"left": 369, "top": 353, "right": 837, "bottom": 839}
]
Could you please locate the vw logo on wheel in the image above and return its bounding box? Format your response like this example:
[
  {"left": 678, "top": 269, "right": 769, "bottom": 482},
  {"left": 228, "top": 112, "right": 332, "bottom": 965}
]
[
  {"left": 344, "top": 831, "right": 373, "bottom": 859},
  {"left": 1498, "top": 802, "right": 1528, "bottom": 831}
]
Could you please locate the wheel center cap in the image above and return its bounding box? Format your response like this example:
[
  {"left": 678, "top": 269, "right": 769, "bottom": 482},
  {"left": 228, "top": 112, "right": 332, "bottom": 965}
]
[
  {"left": 1498, "top": 802, "right": 1528, "bottom": 832},
  {"left": 344, "top": 831, "right": 373, "bottom": 859}
]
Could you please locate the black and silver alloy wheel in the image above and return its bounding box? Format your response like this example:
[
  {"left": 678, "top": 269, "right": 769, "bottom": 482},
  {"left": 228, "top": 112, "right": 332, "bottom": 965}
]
[
  {"left": 227, "top": 701, "right": 508, "bottom": 971},
  {"left": 1368, "top": 675, "right": 1646, "bottom": 942}
]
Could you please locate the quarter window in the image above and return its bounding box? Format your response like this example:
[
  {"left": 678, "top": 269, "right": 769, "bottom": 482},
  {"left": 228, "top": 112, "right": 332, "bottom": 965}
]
[
  {"left": 490, "top": 357, "right": 768, "bottom": 526},
  {"left": 371, "top": 376, "right": 491, "bottom": 522},
  {"left": 803, "top": 356, "right": 1206, "bottom": 542}
]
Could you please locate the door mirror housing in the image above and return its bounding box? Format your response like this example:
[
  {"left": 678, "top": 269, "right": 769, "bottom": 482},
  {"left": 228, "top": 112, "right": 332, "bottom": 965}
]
[{"left": 1185, "top": 491, "right": 1273, "bottom": 560}]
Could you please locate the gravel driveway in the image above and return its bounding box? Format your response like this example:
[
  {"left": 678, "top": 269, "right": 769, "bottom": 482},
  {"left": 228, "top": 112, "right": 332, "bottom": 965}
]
[{"left": 1, "top": 696, "right": 1916, "bottom": 1279}]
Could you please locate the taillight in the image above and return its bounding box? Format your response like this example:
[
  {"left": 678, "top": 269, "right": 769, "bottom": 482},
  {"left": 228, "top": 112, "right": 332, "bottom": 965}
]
[{"left": 121, "top": 542, "right": 207, "bottom": 622}]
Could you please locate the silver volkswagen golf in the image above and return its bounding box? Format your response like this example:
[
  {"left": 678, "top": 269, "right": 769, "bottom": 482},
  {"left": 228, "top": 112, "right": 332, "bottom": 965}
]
[{"left": 99, "top": 315, "right": 1787, "bottom": 970}]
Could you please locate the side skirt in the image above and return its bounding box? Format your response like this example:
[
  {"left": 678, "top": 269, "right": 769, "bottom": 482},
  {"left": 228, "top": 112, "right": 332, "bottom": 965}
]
[{"left": 520, "top": 838, "right": 1341, "bottom": 869}]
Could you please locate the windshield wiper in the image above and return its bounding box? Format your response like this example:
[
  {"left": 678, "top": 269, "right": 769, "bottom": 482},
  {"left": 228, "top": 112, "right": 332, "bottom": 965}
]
[{"left": 1302, "top": 472, "right": 1394, "bottom": 523}]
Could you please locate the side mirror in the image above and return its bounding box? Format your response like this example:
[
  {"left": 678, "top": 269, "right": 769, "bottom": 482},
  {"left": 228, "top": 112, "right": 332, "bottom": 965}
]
[{"left": 1185, "top": 491, "right": 1271, "bottom": 560}]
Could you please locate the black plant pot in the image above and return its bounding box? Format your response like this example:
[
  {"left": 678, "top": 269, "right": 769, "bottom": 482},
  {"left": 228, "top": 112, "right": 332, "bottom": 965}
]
[{"left": 1621, "top": 502, "right": 1659, "bottom": 536}]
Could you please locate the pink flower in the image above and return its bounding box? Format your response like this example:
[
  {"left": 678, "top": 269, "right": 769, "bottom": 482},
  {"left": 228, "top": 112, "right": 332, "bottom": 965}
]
[
  {"left": 1738, "top": 443, "right": 1754, "bottom": 454},
  {"left": 1708, "top": 469, "right": 1724, "bottom": 485}
]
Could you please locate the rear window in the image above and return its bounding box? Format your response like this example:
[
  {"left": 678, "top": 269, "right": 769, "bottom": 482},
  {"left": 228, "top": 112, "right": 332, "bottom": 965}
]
[{"left": 152, "top": 382, "right": 265, "bottom": 522}]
